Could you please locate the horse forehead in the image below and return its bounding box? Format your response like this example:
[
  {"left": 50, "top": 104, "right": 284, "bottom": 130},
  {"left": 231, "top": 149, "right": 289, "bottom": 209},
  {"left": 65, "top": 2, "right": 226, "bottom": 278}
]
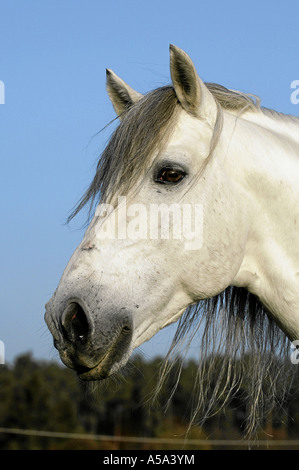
[{"left": 166, "top": 111, "right": 213, "bottom": 153}]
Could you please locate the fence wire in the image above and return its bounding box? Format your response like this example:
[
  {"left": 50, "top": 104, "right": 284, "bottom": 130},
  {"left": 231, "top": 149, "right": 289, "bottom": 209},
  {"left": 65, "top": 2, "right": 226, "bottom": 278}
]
[{"left": 1, "top": 427, "right": 299, "bottom": 448}]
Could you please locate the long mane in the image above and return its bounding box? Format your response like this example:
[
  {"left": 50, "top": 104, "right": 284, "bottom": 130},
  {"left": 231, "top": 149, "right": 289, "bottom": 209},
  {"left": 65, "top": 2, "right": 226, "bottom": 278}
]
[
  {"left": 156, "top": 286, "right": 294, "bottom": 437},
  {"left": 69, "top": 82, "right": 297, "bottom": 436}
]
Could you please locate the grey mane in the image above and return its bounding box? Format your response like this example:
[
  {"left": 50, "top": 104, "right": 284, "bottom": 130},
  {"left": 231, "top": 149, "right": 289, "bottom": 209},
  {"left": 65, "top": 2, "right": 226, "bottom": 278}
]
[{"left": 206, "top": 82, "right": 260, "bottom": 111}]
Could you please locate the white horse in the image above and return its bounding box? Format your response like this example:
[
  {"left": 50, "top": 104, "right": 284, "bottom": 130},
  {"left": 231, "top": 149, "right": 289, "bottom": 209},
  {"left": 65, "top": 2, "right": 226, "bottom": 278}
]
[{"left": 45, "top": 45, "right": 299, "bottom": 435}]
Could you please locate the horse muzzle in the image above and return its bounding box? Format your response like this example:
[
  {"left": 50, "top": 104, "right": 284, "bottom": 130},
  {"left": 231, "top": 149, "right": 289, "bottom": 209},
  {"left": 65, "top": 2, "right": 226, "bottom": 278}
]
[{"left": 45, "top": 296, "right": 133, "bottom": 380}]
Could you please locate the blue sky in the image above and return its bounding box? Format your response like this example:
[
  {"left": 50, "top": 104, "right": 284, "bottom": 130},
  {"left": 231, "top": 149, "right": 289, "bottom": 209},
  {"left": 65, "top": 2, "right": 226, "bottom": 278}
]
[{"left": 0, "top": 0, "right": 299, "bottom": 364}]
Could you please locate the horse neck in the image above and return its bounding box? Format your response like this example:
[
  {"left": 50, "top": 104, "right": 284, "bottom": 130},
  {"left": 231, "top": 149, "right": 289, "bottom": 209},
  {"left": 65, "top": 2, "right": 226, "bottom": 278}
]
[
  {"left": 221, "top": 109, "right": 299, "bottom": 202},
  {"left": 223, "top": 109, "right": 299, "bottom": 340},
  {"left": 241, "top": 108, "right": 299, "bottom": 146}
]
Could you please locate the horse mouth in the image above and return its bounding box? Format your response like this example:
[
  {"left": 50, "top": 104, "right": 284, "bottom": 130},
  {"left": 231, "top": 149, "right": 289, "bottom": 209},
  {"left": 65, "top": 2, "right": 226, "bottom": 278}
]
[
  {"left": 68, "top": 325, "right": 133, "bottom": 381},
  {"left": 76, "top": 364, "right": 107, "bottom": 381},
  {"left": 75, "top": 351, "right": 112, "bottom": 381}
]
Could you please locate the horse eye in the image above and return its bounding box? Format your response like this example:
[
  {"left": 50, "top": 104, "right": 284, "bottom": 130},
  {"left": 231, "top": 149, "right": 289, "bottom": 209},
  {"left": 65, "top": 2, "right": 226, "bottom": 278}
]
[{"left": 156, "top": 168, "right": 185, "bottom": 184}]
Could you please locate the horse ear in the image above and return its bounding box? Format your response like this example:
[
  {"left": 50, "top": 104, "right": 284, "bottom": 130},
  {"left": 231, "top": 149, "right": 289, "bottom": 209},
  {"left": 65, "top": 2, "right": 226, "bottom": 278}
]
[
  {"left": 106, "top": 69, "right": 143, "bottom": 118},
  {"left": 169, "top": 45, "right": 217, "bottom": 123}
]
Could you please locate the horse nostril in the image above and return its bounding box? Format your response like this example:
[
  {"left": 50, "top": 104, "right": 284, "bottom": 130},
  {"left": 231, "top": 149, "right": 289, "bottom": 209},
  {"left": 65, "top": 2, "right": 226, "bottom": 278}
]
[{"left": 61, "top": 302, "right": 90, "bottom": 344}]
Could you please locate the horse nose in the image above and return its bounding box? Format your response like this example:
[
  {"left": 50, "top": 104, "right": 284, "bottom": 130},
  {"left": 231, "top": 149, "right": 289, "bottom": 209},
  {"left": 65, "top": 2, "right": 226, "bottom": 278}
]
[
  {"left": 61, "top": 302, "right": 91, "bottom": 345},
  {"left": 46, "top": 296, "right": 134, "bottom": 380}
]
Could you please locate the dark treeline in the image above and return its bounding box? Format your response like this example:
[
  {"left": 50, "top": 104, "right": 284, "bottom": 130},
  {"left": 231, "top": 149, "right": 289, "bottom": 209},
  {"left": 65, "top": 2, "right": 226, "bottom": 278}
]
[{"left": 1, "top": 352, "right": 299, "bottom": 449}]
